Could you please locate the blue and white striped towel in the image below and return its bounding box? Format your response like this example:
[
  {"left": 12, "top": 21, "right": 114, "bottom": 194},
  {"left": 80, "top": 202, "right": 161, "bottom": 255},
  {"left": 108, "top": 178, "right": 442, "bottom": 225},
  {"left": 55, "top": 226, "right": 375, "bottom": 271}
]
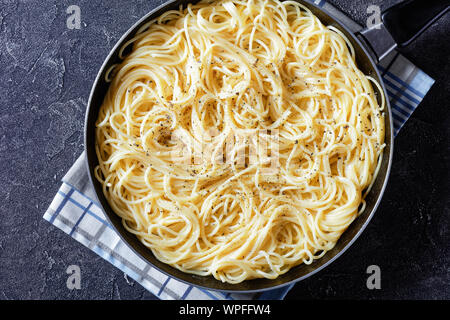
[{"left": 43, "top": 0, "right": 435, "bottom": 300}]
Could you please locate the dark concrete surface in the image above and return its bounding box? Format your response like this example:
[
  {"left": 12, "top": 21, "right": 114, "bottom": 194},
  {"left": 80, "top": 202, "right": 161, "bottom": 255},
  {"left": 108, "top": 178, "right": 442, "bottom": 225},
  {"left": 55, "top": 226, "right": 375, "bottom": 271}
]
[{"left": 0, "top": 0, "right": 448, "bottom": 300}]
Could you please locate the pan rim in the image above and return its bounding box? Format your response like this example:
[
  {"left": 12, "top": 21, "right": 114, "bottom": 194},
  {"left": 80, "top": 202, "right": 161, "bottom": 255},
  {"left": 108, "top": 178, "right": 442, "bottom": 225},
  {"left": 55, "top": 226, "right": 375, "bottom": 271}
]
[{"left": 84, "top": 0, "right": 394, "bottom": 293}]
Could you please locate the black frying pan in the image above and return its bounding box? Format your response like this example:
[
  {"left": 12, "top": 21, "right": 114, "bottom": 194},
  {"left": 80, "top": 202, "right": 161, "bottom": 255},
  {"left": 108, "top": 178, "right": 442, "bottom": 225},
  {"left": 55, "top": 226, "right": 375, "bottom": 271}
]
[{"left": 84, "top": 0, "right": 448, "bottom": 292}]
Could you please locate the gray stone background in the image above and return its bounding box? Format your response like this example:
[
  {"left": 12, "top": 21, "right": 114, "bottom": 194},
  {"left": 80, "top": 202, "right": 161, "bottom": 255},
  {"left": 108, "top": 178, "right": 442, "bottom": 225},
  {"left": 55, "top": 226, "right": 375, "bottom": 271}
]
[{"left": 0, "top": 0, "right": 448, "bottom": 300}]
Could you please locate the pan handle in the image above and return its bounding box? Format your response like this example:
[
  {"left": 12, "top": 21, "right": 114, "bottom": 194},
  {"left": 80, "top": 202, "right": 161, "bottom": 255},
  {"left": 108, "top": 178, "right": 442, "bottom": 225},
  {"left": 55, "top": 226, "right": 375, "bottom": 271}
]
[{"left": 357, "top": 0, "right": 449, "bottom": 62}]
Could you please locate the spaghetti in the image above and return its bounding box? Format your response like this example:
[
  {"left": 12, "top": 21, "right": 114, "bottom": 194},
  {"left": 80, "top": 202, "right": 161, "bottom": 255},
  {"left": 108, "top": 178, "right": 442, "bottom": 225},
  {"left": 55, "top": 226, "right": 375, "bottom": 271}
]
[{"left": 95, "top": 0, "right": 385, "bottom": 284}]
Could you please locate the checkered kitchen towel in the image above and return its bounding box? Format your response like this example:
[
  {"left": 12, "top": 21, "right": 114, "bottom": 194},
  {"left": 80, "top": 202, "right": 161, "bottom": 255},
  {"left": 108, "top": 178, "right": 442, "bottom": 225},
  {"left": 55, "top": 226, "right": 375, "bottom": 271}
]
[{"left": 43, "top": 0, "right": 435, "bottom": 300}]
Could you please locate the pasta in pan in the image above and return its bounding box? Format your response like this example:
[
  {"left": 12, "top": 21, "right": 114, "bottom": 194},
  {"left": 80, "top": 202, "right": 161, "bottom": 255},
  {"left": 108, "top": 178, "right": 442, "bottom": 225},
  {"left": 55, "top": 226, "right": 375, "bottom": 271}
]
[{"left": 95, "top": 0, "right": 385, "bottom": 284}]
